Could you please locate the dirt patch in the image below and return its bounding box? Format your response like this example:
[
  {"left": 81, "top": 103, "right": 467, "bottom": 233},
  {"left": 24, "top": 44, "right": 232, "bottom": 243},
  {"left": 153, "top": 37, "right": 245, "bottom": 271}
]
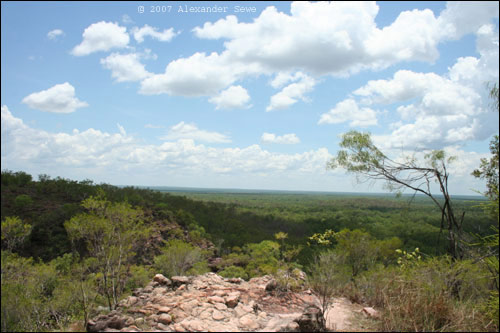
[{"left": 325, "top": 297, "right": 379, "bottom": 332}]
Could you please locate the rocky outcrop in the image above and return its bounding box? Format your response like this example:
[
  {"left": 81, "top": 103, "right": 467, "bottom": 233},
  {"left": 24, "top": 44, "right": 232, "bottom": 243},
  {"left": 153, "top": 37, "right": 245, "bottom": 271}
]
[{"left": 87, "top": 272, "right": 322, "bottom": 332}]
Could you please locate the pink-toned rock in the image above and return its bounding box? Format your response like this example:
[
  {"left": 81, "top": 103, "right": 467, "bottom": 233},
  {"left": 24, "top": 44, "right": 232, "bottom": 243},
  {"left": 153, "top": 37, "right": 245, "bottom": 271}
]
[
  {"left": 199, "top": 309, "right": 213, "bottom": 320},
  {"left": 153, "top": 274, "right": 171, "bottom": 285},
  {"left": 171, "top": 276, "right": 190, "bottom": 286},
  {"left": 234, "top": 304, "right": 253, "bottom": 318},
  {"left": 362, "top": 307, "right": 380, "bottom": 318},
  {"left": 181, "top": 318, "right": 206, "bottom": 331},
  {"left": 156, "top": 322, "right": 170, "bottom": 330},
  {"left": 170, "top": 308, "right": 188, "bottom": 322},
  {"left": 158, "top": 313, "right": 172, "bottom": 325},
  {"left": 214, "top": 302, "right": 227, "bottom": 311},
  {"left": 212, "top": 309, "right": 225, "bottom": 321},
  {"left": 172, "top": 323, "right": 184, "bottom": 332},
  {"left": 239, "top": 314, "right": 259, "bottom": 330},
  {"left": 157, "top": 306, "right": 171, "bottom": 314},
  {"left": 124, "top": 296, "right": 138, "bottom": 307},
  {"left": 213, "top": 290, "right": 227, "bottom": 297},
  {"left": 208, "top": 296, "right": 225, "bottom": 304},
  {"left": 180, "top": 299, "right": 199, "bottom": 314},
  {"left": 225, "top": 294, "right": 239, "bottom": 308}
]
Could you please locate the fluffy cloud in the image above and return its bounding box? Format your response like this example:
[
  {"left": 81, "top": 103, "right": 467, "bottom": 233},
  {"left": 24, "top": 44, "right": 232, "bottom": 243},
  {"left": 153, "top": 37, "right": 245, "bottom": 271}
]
[
  {"left": 2, "top": 106, "right": 331, "bottom": 180},
  {"left": 122, "top": 14, "right": 134, "bottom": 25},
  {"left": 72, "top": 21, "right": 129, "bottom": 56},
  {"left": 141, "top": 2, "right": 497, "bottom": 99},
  {"left": 326, "top": 19, "right": 498, "bottom": 149},
  {"left": 193, "top": 2, "right": 497, "bottom": 77},
  {"left": 22, "top": 83, "right": 88, "bottom": 113},
  {"left": 2, "top": 105, "right": 132, "bottom": 168},
  {"left": 208, "top": 85, "right": 251, "bottom": 110},
  {"left": 353, "top": 67, "right": 491, "bottom": 149},
  {"left": 266, "top": 73, "right": 315, "bottom": 111},
  {"left": 261, "top": 133, "right": 300, "bottom": 144},
  {"left": 47, "top": 29, "right": 64, "bottom": 40},
  {"left": 139, "top": 52, "right": 259, "bottom": 96},
  {"left": 132, "top": 24, "right": 177, "bottom": 43},
  {"left": 160, "top": 122, "right": 231, "bottom": 143},
  {"left": 2, "top": 106, "right": 488, "bottom": 193},
  {"left": 437, "top": 1, "right": 499, "bottom": 40},
  {"left": 318, "top": 99, "right": 378, "bottom": 127},
  {"left": 100, "top": 53, "right": 152, "bottom": 82}
]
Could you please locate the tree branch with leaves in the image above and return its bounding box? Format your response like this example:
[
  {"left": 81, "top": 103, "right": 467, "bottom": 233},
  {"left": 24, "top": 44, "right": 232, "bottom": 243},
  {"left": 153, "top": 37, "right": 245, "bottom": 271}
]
[{"left": 328, "top": 131, "right": 465, "bottom": 259}]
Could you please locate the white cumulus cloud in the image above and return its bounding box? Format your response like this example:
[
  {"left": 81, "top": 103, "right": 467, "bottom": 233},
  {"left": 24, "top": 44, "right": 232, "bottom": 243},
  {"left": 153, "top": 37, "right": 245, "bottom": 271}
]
[
  {"left": 71, "top": 21, "right": 130, "bottom": 56},
  {"left": 160, "top": 122, "right": 231, "bottom": 143},
  {"left": 100, "top": 53, "right": 152, "bottom": 82},
  {"left": 132, "top": 24, "right": 177, "bottom": 43},
  {"left": 47, "top": 29, "right": 64, "bottom": 40},
  {"left": 261, "top": 133, "right": 300, "bottom": 144},
  {"left": 22, "top": 83, "right": 88, "bottom": 113},
  {"left": 318, "top": 99, "right": 378, "bottom": 127},
  {"left": 266, "top": 73, "right": 315, "bottom": 111},
  {"left": 209, "top": 85, "right": 251, "bottom": 110}
]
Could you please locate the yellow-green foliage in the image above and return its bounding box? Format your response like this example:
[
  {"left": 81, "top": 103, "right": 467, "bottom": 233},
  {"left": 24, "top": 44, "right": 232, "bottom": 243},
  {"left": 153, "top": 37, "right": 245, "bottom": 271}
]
[
  {"left": 64, "top": 192, "right": 151, "bottom": 309},
  {"left": 1, "top": 251, "right": 95, "bottom": 332},
  {"left": 153, "top": 239, "right": 206, "bottom": 277},
  {"left": 219, "top": 265, "right": 248, "bottom": 280},
  {"left": 244, "top": 240, "right": 280, "bottom": 278},
  {"left": 125, "top": 265, "right": 155, "bottom": 293},
  {"left": 1, "top": 216, "right": 32, "bottom": 252}
]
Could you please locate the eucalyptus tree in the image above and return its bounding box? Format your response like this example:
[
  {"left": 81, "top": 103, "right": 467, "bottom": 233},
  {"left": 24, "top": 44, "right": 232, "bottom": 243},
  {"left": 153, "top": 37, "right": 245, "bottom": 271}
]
[
  {"left": 65, "top": 191, "right": 150, "bottom": 310},
  {"left": 328, "top": 131, "right": 465, "bottom": 259}
]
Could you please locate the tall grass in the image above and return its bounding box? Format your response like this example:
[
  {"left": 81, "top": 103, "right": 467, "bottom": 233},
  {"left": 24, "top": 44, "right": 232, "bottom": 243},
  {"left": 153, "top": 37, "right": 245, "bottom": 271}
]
[{"left": 340, "top": 256, "right": 496, "bottom": 331}]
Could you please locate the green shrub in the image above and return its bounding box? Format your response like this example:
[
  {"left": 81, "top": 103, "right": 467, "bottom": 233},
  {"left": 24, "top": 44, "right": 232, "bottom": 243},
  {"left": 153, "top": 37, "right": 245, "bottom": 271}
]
[
  {"left": 153, "top": 239, "right": 205, "bottom": 277},
  {"left": 244, "top": 240, "right": 280, "bottom": 278},
  {"left": 187, "top": 261, "right": 211, "bottom": 276},
  {"left": 1, "top": 216, "right": 32, "bottom": 252},
  {"left": 125, "top": 265, "right": 154, "bottom": 292},
  {"left": 219, "top": 265, "right": 248, "bottom": 280}
]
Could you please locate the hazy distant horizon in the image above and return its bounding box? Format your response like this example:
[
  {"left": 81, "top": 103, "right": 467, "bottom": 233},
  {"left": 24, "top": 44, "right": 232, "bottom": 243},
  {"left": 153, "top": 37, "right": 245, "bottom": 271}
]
[{"left": 117, "top": 184, "right": 486, "bottom": 199}]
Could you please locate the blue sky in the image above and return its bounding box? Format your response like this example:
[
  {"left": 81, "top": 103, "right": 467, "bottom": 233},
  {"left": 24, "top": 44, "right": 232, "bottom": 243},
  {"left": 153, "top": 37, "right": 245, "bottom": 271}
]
[{"left": 1, "top": 1, "right": 499, "bottom": 194}]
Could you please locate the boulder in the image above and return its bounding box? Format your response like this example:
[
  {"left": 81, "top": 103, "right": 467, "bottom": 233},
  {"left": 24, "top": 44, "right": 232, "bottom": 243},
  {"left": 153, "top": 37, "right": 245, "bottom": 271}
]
[
  {"left": 295, "top": 306, "right": 325, "bottom": 332},
  {"left": 153, "top": 273, "right": 171, "bottom": 286},
  {"left": 171, "top": 276, "right": 190, "bottom": 287},
  {"left": 239, "top": 313, "right": 260, "bottom": 330},
  {"left": 225, "top": 294, "right": 240, "bottom": 308},
  {"left": 265, "top": 279, "right": 278, "bottom": 292},
  {"left": 158, "top": 313, "right": 172, "bottom": 325}
]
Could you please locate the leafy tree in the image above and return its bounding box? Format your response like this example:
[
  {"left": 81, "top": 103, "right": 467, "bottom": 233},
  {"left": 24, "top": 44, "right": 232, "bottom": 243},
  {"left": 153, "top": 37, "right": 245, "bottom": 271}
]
[
  {"left": 244, "top": 240, "right": 280, "bottom": 277},
  {"left": 472, "top": 135, "right": 499, "bottom": 204},
  {"left": 1, "top": 216, "right": 31, "bottom": 252},
  {"left": 334, "top": 229, "right": 379, "bottom": 279},
  {"left": 14, "top": 194, "right": 33, "bottom": 212},
  {"left": 219, "top": 265, "right": 248, "bottom": 280},
  {"left": 472, "top": 84, "right": 499, "bottom": 208},
  {"left": 307, "top": 250, "right": 340, "bottom": 328},
  {"left": 329, "top": 131, "right": 465, "bottom": 259},
  {"left": 64, "top": 192, "right": 150, "bottom": 310},
  {"left": 153, "top": 239, "right": 205, "bottom": 277}
]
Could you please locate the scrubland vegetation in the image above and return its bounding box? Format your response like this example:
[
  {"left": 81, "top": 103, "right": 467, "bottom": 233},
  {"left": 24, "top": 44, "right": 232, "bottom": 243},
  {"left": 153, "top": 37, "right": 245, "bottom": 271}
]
[{"left": 1, "top": 167, "right": 498, "bottom": 332}]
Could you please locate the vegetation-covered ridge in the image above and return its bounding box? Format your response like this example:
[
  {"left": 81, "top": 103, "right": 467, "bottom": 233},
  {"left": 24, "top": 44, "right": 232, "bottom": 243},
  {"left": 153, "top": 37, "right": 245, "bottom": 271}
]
[{"left": 1, "top": 169, "right": 498, "bottom": 332}]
